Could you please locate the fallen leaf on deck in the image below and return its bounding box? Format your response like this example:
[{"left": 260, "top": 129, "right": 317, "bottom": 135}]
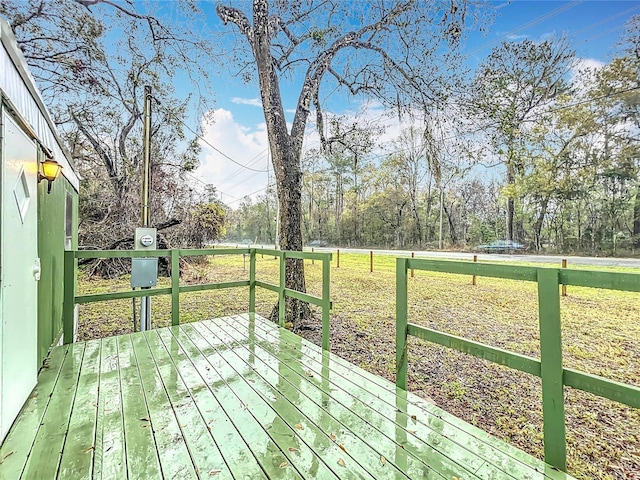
[
  {"left": 408, "top": 429, "right": 417, "bottom": 434},
  {"left": 140, "top": 417, "right": 150, "bottom": 422},
  {"left": 411, "top": 415, "right": 417, "bottom": 421},
  {"left": 294, "top": 423, "right": 304, "bottom": 430},
  {"left": 339, "top": 444, "right": 346, "bottom": 452},
  {"left": 380, "top": 455, "right": 386, "bottom": 466},
  {"left": 279, "top": 461, "right": 288, "bottom": 469},
  {"left": 0, "top": 451, "right": 15, "bottom": 463},
  {"left": 288, "top": 447, "right": 298, "bottom": 452},
  {"left": 83, "top": 446, "right": 95, "bottom": 454},
  {"left": 209, "top": 469, "right": 221, "bottom": 476},
  {"left": 337, "top": 458, "right": 345, "bottom": 467},
  {"left": 329, "top": 433, "right": 337, "bottom": 442},
  {"left": 305, "top": 371, "right": 314, "bottom": 377}
]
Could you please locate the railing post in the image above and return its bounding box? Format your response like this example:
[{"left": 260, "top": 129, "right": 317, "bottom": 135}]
[
  {"left": 396, "top": 257, "right": 409, "bottom": 390},
  {"left": 171, "top": 249, "right": 180, "bottom": 326},
  {"left": 63, "top": 250, "right": 76, "bottom": 344},
  {"left": 370, "top": 250, "right": 373, "bottom": 273},
  {"left": 537, "top": 268, "right": 567, "bottom": 471},
  {"left": 411, "top": 252, "right": 414, "bottom": 278},
  {"left": 322, "top": 256, "right": 331, "bottom": 351},
  {"left": 473, "top": 255, "right": 477, "bottom": 286},
  {"left": 311, "top": 247, "right": 314, "bottom": 265},
  {"left": 561, "top": 259, "right": 567, "bottom": 297},
  {"left": 278, "top": 252, "right": 285, "bottom": 327},
  {"left": 337, "top": 249, "right": 340, "bottom": 268},
  {"left": 249, "top": 249, "right": 256, "bottom": 320}
]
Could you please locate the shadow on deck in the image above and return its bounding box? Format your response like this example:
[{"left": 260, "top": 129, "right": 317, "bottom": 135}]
[{"left": 0, "top": 315, "right": 571, "bottom": 479}]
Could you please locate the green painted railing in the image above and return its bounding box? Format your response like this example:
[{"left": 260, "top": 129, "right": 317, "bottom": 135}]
[
  {"left": 63, "top": 248, "right": 332, "bottom": 349},
  {"left": 395, "top": 258, "right": 640, "bottom": 473}
]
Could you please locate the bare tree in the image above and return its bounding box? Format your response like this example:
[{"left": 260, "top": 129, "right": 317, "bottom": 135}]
[{"left": 217, "top": 0, "right": 484, "bottom": 326}]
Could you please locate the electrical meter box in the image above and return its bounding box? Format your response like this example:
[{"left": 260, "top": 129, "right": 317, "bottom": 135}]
[
  {"left": 131, "top": 227, "right": 158, "bottom": 288},
  {"left": 134, "top": 227, "right": 157, "bottom": 250}
]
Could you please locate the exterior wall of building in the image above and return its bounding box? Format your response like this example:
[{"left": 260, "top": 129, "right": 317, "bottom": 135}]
[
  {"left": 1, "top": 17, "right": 80, "bottom": 438},
  {"left": 37, "top": 168, "right": 78, "bottom": 363}
]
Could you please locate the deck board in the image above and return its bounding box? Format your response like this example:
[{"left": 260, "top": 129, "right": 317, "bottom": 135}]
[{"left": 0, "top": 315, "right": 575, "bottom": 480}]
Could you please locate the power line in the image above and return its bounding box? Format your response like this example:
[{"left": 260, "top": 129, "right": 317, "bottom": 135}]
[
  {"left": 158, "top": 102, "right": 269, "bottom": 173},
  {"left": 225, "top": 183, "right": 275, "bottom": 206},
  {"left": 464, "top": 1, "right": 582, "bottom": 57}
]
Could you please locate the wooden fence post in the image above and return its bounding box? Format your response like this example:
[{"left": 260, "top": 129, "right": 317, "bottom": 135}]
[
  {"left": 411, "top": 252, "right": 415, "bottom": 278},
  {"left": 537, "top": 268, "right": 567, "bottom": 471},
  {"left": 370, "top": 250, "right": 373, "bottom": 273},
  {"left": 396, "top": 258, "right": 409, "bottom": 390},
  {"left": 337, "top": 249, "right": 340, "bottom": 268},
  {"left": 561, "top": 259, "right": 567, "bottom": 297},
  {"left": 473, "top": 255, "right": 477, "bottom": 286},
  {"left": 312, "top": 247, "right": 314, "bottom": 265},
  {"left": 171, "top": 249, "right": 180, "bottom": 326}
]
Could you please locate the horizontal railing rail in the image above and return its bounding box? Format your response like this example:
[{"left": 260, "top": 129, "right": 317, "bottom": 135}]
[
  {"left": 63, "top": 248, "right": 332, "bottom": 349},
  {"left": 395, "top": 257, "right": 640, "bottom": 473}
]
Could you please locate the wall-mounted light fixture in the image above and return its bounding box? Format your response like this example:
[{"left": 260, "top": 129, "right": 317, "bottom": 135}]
[{"left": 38, "top": 157, "right": 62, "bottom": 194}]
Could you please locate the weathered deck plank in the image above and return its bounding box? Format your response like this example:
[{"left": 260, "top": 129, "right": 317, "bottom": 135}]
[
  {"left": 58, "top": 339, "right": 101, "bottom": 479},
  {"left": 21, "top": 342, "right": 85, "bottom": 479},
  {"left": 241, "top": 314, "right": 562, "bottom": 480},
  {"left": 0, "top": 344, "right": 68, "bottom": 478},
  {"left": 0, "top": 316, "right": 575, "bottom": 480},
  {"left": 118, "top": 334, "right": 162, "bottom": 479}
]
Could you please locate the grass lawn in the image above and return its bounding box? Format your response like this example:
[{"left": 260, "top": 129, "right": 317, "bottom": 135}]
[{"left": 76, "top": 251, "right": 640, "bottom": 479}]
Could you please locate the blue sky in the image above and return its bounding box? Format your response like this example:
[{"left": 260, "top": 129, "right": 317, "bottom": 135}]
[{"left": 187, "top": 1, "right": 639, "bottom": 205}]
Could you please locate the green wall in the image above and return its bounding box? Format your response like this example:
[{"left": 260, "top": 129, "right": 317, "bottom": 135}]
[{"left": 37, "top": 170, "right": 77, "bottom": 364}]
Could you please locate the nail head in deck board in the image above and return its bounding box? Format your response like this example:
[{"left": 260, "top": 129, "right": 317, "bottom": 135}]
[{"left": 1, "top": 316, "right": 576, "bottom": 480}]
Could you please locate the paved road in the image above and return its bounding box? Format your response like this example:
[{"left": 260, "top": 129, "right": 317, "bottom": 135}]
[{"left": 222, "top": 244, "right": 640, "bottom": 268}]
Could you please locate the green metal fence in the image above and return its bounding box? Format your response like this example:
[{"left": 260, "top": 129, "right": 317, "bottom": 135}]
[
  {"left": 395, "top": 257, "right": 640, "bottom": 472},
  {"left": 63, "top": 248, "right": 332, "bottom": 349}
]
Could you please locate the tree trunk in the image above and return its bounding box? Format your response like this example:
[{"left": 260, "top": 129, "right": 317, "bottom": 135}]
[
  {"left": 506, "top": 162, "right": 515, "bottom": 242},
  {"left": 633, "top": 184, "right": 640, "bottom": 250},
  {"left": 251, "top": 1, "right": 309, "bottom": 327},
  {"left": 443, "top": 202, "right": 458, "bottom": 245},
  {"left": 533, "top": 197, "right": 549, "bottom": 252}
]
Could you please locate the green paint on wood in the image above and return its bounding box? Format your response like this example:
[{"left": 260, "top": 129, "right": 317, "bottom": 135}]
[
  {"left": 21, "top": 343, "right": 85, "bottom": 479},
  {"left": 57, "top": 340, "right": 101, "bottom": 479},
  {"left": 4, "top": 315, "right": 579, "bottom": 479},
  {"left": 37, "top": 180, "right": 77, "bottom": 363},
  {"left": 537, "top": 269, "right": 567, "bottom": 471},
  {"left": 0, "top": 345, "right": 68, "bottom": 477}
]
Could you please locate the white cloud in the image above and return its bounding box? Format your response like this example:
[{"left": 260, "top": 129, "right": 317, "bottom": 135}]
[
  {"left": 506, "top": 34, "right": 528, "bottom": 41},
  {"left": 195, "top": 108, "right": 270, "bottom": 204},
  {"left": 231, "top": 97, "right": 263, "bottom": 107}
]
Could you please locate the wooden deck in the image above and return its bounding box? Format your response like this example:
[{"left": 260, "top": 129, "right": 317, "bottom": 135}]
[{"left": 0, "top": 315, "right": 573, "bottom": 479}]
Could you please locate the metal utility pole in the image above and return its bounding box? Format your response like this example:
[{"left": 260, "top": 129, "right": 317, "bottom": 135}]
[
  {"left": 141, "top": 85, "right": 152, "bottom": 228},
  {"left": 131, "top": 85, "right": 157, "bottom": 332}
]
